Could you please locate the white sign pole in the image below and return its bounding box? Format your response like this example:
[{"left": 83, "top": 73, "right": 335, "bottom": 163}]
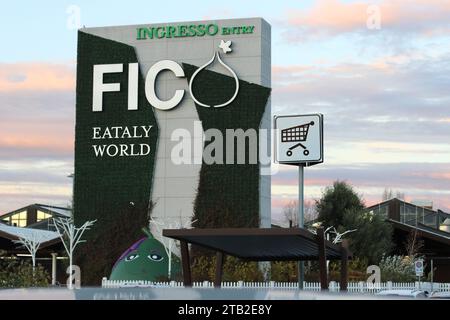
[
  {"left": 415, "top": 259, "right": 424, "bottom": 290},
  {"left": 274, "top": 114, "right": 324, "bottom": 290},
  {"left": 298, "top": 165, "right": 305, "bottom": 289}
]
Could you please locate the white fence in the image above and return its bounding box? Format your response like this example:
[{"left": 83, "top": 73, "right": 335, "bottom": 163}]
[{"left": 101, "top": 278, "right": 450, "bottom": 293}]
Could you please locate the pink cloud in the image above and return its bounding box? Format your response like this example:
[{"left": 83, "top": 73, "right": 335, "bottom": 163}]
[
  {"left": 0, "top": 62, "right": 75, "bottom": 92},
  {"left": 0, "top": 193, "right": 71, "bottom": 216},
  {"left": 272, "top": 177, "right": 331, "bottom": 187},
  {"left": 272, "top": 65, "right": 313, "bottom": 77},
  {"left": 287, "top": 0, "right": 368, "bottom": 34},
  {"left": 285, "top": 0, "right": 450, "bottom": 40},
  {"left": 410, "top": 171, "right": 450, "bottom": 181},
  {"left": 0, "top": 63, "right": 75, "bottom": 159},
  {"left": 0, "top": 119, "right": 74, "bottom": 158},
  {"left": 0, "top": 121, "right": 72, "bottom": 146}
]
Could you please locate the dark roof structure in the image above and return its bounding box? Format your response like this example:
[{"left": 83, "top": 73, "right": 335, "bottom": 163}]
[
  {"left": 367, "top": 198, "right": 450, "bottom": 231},
  {"left": 163, "top": 227, "right": 344, "bottom": 261},
  {"left": 388, "top": 219, "right": 450, "bottom": 246},
  {"left": 163, "top": 227, "right": 351, "bottom": 290}
]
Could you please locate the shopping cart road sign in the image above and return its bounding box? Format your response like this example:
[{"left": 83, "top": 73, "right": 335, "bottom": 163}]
[{"left": 274, "top": 114, "right": 323, "bottom": 165}]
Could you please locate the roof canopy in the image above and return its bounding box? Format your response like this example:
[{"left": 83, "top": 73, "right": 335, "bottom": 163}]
[
  {"left": 37, "top": 205, "right": 71, "bottom": 217},
  {"left": 163, "top": 227, "right": 346, "bottom": 261},
  {"left": 163, "top": 227, "right": 351, "bottom": 290},
  {"left": 1, "top": 203, "right": 71, "bottom": 219},
  {"left": 0, "top": 224, "right": 61, "bottom": 253}
]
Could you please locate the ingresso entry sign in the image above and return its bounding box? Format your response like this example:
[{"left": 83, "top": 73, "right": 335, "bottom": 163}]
[{"left": 274, "top": 114, "right": 324, "bottom": 165}]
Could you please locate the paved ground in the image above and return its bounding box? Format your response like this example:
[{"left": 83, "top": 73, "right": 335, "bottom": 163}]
[{"left": 0, "top": 288, "right": 410, "bottom": 300}]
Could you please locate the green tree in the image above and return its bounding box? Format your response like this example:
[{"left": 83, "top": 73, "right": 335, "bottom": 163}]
[
  {"left": 316, "top": 181, "right": 365, "bottom": 227},
  {"left": 341, "top": 207, "right": 393, "bottom": 264},
  {"left": 316, "top": 181, "right": 393, "bottom": 264}
]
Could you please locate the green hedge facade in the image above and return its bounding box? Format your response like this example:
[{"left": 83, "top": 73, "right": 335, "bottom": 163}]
[
  {"left": 74, "top": 32, "right": 159, "bottom": 285},
  {"left": 183, "top": 64, "right": 271, "bottom": 229}
]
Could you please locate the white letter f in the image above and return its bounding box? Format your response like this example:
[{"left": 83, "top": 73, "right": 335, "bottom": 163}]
[{"left": 92, "top": 64, "right": 123, "bottom": 112}]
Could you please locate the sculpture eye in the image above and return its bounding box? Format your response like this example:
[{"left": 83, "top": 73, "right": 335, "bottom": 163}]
[
  {"left": 148, "top": 253, "right": 163, "bottom": 262},
  {"left": 125, "top": 254, "right": 139, "bottom": 261}
]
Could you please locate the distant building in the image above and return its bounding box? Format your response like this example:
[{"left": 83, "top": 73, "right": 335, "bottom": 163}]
[
  {"left": 367, "top": 198, "right": 450, "bottom": 230},
  {"left": 0, "top": 204, "right": 71, "bottom": 230},
  {"left": 367, "top": 198, "right": 450, "bottom": 282},
  {"left": 0, "top": 204, "right": 69, "bottom": 285},
  {"left": 411, "top": 200, "right": 433, "bottom": 210}
]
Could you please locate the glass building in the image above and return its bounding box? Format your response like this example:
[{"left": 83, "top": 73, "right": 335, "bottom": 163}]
[
  {"left": 0, "top": 204, "right": 71, "bottom": 230},
  {"left": 367, "top": 198, "right": 450, "bottom": 231}
]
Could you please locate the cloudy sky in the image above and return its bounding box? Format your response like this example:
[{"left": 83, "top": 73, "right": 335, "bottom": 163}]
[{"left": 1, "top": 0, "right": 449, "bottom": 223}]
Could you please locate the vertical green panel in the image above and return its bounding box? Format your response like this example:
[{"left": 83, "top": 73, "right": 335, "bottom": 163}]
[
  {"left": 74, "top": 31, "right": 158, "bottom": 285},
  {"left": 183, "top": 63, "right": 271, "bottom": 229}
]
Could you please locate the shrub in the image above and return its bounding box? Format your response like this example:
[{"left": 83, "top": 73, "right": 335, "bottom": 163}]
[
  {"left": 0, "top": 251, "right": 50, "bottom": 288},
  {"left": 379, "top": 255, "right": 417, "bottom": 282},
  {"left": 270, "top": 261, "right": 298, "bottom": 282},
  {"left": 191, "top": 255, "right": 264, "bottom": 282}
]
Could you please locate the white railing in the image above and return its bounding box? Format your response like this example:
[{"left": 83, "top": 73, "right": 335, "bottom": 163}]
[{"left": 101, "top": 278, "right": 450, "bottom": 293}]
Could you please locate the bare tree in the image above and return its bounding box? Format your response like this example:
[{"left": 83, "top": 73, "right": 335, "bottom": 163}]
[
  {"left": 304, "top": 201, "right": 318, "bottom": 223},
  {"left": 150, "top": 215, "right": 195, "bottom": 279},
  {"left": 329, "top": 227, "right": 357, "bottom": 244},
  {"left": 405, "top": 229, "right": 424, "bottom": 259},
  {"left": 283, "top": 200, "right": 298, "bottom": 227},
  {"left": 396, "top": 191, "right": 405, "bottom": 200},
  {"left": 309, "top": 225, "right": 356, "bottom": 276},
  {"left": 53, "top": 217, "right": 96, "bottom": 289},
  {"left": 283, "top": 200, "right": 317, "bottom": 227},
  {"left": 311, "top": 226, "right": 357, "bottom": 244},
  {"left": 13, "top": 234, "right": 45, "bottom": 272},
  {"left": 382, "top": 188, "right": 393, "bottom": 201},
  {"left": 382, "top": 188, "right": 405, "bottom": 201}
]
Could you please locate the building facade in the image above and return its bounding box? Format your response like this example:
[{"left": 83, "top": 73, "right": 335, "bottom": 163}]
[
  {"left": 368, "top": 198, "right": 450, "bottom": 282},
  {"left": 74, "top": 18, "right": 272, "bottom": 284}
]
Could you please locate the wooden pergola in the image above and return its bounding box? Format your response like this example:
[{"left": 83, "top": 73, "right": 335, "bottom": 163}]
[{"left": 163, "top": 227, "right": 351, "bottom": 290}]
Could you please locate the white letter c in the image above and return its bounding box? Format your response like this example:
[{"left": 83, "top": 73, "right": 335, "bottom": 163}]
[{"left": 145, "top": 60, "right": 185, "bottom": 110}]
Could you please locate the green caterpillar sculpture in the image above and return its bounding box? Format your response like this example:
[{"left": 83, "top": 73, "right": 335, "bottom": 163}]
[{"left": 109, "top": 228, "right": 180, "bottom": 281}]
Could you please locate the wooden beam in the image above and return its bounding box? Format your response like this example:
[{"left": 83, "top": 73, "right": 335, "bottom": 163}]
[
  {"left": 317, "top": 227, "right": 328, "bottom": 290},
  {"left": 163, "top": 227, "right": 344, "bottom": 254},
  {"left": 163, "top": 227, "right": 320, "bottom": 243},
  {"left": 214, "top": 252, "right": 224, "bottom": 288},
  {"left": 340, "top": 240, "right": 349, "bottom": 291},
  {"left": 180, "top": 241, "right": 192, "bottom": 287}
]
